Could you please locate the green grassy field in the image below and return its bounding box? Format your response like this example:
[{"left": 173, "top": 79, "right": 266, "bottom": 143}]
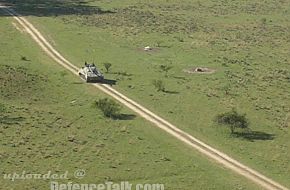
[
  {"left": 0, "top": 15, "right": 263, "bottom": 190},
  {"left": 10, "top": 0, "right": 290, "bottom": 187}
]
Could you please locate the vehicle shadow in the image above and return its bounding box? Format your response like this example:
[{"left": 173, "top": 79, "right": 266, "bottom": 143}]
[
  {"left": 0, "top": 0, "right": 115, "bottom": 17},
  {"left": 87, "top": 79, "right": 117, "bottom": 86},
  {"left": 100, "top": 79, "right": 117, "bottom": 86},
  {"left": 232, "top": 131, "right": 275, "bottom": 142},
  {"left": 72, "top": 78, "right": 117, "bottom": 86}
]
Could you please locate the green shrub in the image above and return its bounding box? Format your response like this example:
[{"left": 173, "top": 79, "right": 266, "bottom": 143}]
[
  {"left": 215, "top": 109, "right": 249, "bottom": 133},
  {"left": 95, "top": 98, "right": 121, "bottom": 118}
]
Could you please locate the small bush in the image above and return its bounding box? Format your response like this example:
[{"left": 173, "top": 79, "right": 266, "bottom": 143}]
[
  {"left": 103, "top": 62, "right": 112, "bottom": 73},
  {"left": 95, "top": 98, "right": 121, "bottom": 118},
  {"left": 21, "top": 56, "right": 29, "bottom": 61},
  {"left": 215, "top": 109, "right": 249, "bottom": 133},
  {"left": 153, "top": 79, "right": 165, "bottom": 92}
]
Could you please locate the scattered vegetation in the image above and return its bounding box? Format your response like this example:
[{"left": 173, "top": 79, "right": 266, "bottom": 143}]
[
  {"left": 0, "top": 13, "right": 263, "bottom": 190},
  {"left": 221, "top": 83, "right": 232, "bottom": 95},
  {"left": 0, "top": 65, "right": 47, "bottom": 100},
  {"left": 7, "top": 0, "right": 290, "bottom": 187}
]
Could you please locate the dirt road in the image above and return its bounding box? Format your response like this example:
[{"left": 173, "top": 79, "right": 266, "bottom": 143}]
[{"left": 1, "top": 5, "right": 288, "bottom": 190}]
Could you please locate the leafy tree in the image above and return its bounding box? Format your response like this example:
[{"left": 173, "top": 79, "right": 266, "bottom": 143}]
[
  {"left": 95, "top": 98, "right": 121, "bottom": 118},
  {"left": 215, "top": 109, "right": 249, "bottom": 134},
  {"left": 153, "top": 79, "right": 165, "bottom": 92},
  {"left": 103, "top": 62, "right": 112, "bottom": 73}
]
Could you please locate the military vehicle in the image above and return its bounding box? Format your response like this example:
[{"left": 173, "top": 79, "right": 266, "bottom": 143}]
[{"left": 78, "top": 62, "right": 104, "bottom": 82}]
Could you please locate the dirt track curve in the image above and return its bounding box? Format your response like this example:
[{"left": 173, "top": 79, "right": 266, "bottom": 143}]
[{"left": 1, "top": 5, "right": 288, "bottom": 190}]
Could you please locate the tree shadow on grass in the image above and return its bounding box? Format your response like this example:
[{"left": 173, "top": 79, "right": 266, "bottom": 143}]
[
  {"left": 0, "top": 0, "right": 115, "bottom": 17},
  {"left": 0, "top": 116, "right": 25, "bottom": 125},
  {"left": 232, "top": 131, "right": 275, "bottom": 142},
  {"left": 112, "top": 114, "right": 136, "bottom": 121},
  {"left": 164, "top": 90, "right": 179, "bottom": 94}
]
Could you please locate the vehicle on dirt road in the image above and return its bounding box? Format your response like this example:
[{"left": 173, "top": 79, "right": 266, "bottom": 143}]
[{"left": 78, "top": 62, "right": 104, "bottom": 82}]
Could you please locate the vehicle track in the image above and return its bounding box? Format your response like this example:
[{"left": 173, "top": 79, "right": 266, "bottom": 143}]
[{"left": 1, "top": 5, "right": 288, "bottom": 190}]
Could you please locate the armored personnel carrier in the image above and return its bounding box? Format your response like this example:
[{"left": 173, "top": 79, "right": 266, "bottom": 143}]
[{"left": 78, "top": 62, "right": 104, "bottom": 82}]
